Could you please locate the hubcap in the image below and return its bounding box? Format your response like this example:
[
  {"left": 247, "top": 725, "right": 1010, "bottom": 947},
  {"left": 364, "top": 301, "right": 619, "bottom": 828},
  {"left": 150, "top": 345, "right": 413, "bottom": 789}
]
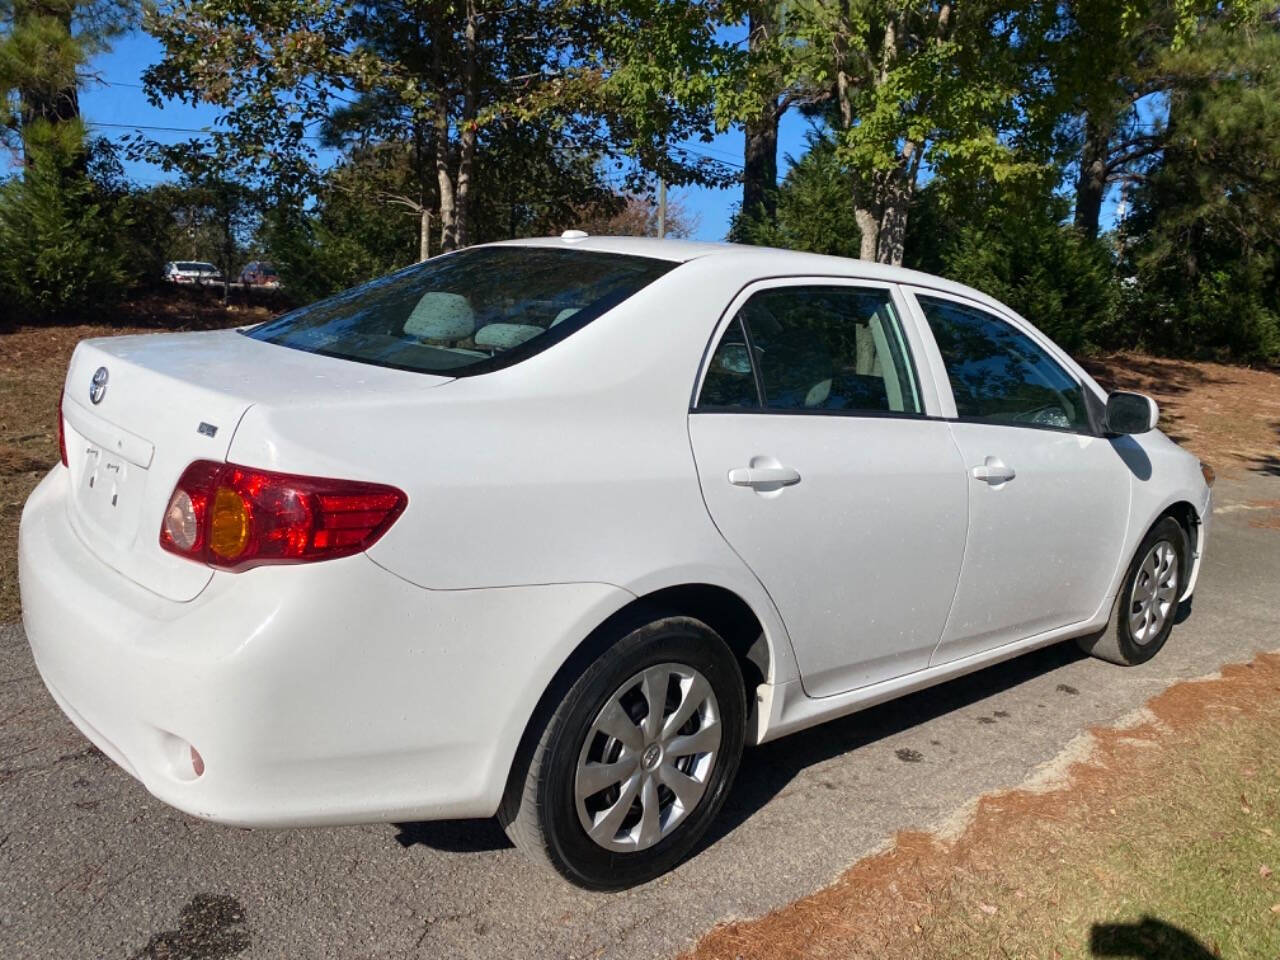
[
  {"left": 574, "top": 663, "right": 721, "bottom": 853},
  {"left": 1129, "top": 539, "right": 1179, "bottom": 645}
]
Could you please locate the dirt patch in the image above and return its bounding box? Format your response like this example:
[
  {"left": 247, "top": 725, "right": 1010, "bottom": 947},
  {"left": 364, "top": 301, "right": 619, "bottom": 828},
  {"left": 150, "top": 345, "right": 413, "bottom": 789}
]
[
  {"left": 685, "top": 652, "right": 1280, "bottom": 960},
  {"left": 1084, "top": 352, "right": 1280, "bottom": 478},
  {"left": 1245, "top": 500, "right": 1280, "bottom": 531}
]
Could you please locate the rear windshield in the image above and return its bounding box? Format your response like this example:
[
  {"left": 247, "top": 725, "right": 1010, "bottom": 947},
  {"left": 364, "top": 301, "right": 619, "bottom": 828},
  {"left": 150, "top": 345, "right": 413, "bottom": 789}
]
[
  {"left": 178, "top": 262, "right": 215, "bottom": 271},
  {"left": 245, "top": 246, "right": 675, "bottom": 376}
]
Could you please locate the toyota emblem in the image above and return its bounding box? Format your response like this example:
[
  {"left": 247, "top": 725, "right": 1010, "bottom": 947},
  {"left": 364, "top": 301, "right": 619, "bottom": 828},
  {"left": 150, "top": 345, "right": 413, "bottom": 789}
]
[{"left": 89, "top": 366, "right": 109, "bottom": 405}]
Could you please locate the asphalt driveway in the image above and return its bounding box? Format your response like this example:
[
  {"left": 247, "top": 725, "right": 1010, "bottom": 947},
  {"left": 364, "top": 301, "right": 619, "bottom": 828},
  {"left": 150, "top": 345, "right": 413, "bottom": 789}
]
[{"left": 2, "top": 472, "right": 1277, "bottom": 960}]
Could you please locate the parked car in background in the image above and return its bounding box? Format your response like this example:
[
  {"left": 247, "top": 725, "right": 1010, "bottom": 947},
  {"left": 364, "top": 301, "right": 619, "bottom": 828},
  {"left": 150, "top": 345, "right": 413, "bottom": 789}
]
[
  {"left": 238, "top": 261, "right": 281, "bottom": 288},
  {"left": 22, "top": 236, "right": 1212, "bottom": 891},
  {"left": 163, "top": 261, "right": 222, "bottom": 285}
]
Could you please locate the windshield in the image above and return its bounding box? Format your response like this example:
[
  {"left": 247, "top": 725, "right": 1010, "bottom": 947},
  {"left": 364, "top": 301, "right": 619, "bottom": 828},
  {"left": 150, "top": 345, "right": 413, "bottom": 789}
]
[
  {"left": 245, "top": 246, "right": 675, "bottom": 376},
  {"left": 178, "top": 262, "right": 216, "bottom": 271}
]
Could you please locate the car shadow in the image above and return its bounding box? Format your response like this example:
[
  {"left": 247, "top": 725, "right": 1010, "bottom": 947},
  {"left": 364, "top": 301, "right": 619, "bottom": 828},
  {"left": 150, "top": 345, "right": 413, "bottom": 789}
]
[
  {"left": 392, "top": 817, "right": 513, "bottom": 853},
  {"left": 393, "top": 640, "right": 1090, "bottom": 858},
  {"left": 697, "top": 640, "right": 1089, "bottom": 851}
]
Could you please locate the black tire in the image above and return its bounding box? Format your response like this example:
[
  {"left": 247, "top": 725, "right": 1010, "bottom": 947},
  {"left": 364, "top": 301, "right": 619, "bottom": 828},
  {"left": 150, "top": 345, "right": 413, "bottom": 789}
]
[
  {"left": 1077, "top": 516, "right": 1189, "bottom": 666},
  {"left": 498, "top": 615, "right": 745, "bottom": 890}
]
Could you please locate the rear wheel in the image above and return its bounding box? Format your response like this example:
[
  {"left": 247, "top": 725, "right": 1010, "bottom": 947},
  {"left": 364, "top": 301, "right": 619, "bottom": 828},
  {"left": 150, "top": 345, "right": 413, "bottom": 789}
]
[
  {"left": 499, "top": 615, "right": 745, "bottom": 889},
  {"left": 1077, "top": 516, "right": 1188, "bottom": 666}
]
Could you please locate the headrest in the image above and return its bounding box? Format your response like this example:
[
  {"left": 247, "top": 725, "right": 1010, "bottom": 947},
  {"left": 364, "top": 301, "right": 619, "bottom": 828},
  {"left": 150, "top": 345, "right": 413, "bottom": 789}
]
[
  {"left": 404, "top": 292, "right": 475, "bottom": 341},
  {"left": 474, "top": 323, "right": 543, "bottom": 350}
]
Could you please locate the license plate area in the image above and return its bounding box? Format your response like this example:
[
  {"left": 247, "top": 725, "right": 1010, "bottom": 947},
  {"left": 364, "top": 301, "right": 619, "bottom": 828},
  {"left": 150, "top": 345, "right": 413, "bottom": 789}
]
[{"left": 70, "top": 429, "right": 150, "bottom": 546}]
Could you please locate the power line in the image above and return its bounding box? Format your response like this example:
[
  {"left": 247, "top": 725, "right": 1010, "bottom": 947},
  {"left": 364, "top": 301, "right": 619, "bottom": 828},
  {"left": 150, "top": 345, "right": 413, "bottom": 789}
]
[{"left": 85, "top": 120, "right": 327, "bottom": 141}]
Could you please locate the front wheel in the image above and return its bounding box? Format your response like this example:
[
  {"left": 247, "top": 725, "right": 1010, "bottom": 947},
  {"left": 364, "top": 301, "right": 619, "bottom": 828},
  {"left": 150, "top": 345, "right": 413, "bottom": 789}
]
[
  {"left": 1077, "top": 516, "right": 1188, "bottom": 666},
  {"left": 499, "top": 615, "right": 745, "bottom": 889}
]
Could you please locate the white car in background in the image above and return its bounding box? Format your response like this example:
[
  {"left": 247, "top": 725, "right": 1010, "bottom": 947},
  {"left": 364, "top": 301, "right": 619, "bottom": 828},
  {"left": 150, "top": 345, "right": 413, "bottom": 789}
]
[
  {"left": 163, "top": 260, "right": 223, "bottom": 285},
  {"left": 20, "top": 237, "right": 1212, "bottom": 889}
]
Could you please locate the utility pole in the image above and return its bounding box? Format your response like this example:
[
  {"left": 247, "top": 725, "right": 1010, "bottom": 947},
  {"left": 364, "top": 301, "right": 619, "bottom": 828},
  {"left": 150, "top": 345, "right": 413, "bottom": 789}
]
[{"left": 657, "top": 178, "right": 667, "bottom": 239}]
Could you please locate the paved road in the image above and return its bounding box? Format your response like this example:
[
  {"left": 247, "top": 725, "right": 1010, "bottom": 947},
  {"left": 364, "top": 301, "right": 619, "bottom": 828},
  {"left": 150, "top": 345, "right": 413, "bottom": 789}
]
[{"left": 2, "top": 472, "right": 1278, "bottom": 960}]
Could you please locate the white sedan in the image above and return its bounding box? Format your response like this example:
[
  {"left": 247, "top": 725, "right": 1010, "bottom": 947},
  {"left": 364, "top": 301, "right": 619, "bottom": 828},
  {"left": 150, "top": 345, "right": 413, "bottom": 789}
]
[
  {"left": 163, "top": 260, "right": 223, "bottom": 285},
  {"left": 20, "top": 236, "right": 1212, "bottom": 889}
]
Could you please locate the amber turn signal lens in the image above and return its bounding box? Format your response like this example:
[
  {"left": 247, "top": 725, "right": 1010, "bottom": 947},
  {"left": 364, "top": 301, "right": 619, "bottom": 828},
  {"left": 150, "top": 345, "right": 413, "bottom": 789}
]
[
  {"left": 209, "top": 486, "right": 251, "bottom": 559},
  {"left": 1200, "top": 461, "right": 1216, "bottom": 489}
]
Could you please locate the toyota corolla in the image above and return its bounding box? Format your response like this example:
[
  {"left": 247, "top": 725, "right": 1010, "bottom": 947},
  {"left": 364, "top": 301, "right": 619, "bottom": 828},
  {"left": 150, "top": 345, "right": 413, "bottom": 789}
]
[{"left": 19, "top": 236, "right": 1212, "bottom": 889}]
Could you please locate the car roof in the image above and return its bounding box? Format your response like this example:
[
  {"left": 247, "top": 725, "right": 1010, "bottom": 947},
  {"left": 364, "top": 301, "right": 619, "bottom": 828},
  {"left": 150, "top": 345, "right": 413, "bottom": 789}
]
[{"left": 481, "top": 236, "right": 1010, "bottom": 314}]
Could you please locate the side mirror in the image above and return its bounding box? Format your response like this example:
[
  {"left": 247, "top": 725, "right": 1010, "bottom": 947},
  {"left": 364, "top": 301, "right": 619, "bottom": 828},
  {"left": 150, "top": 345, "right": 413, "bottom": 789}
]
[{"left": 1105, "top": 391, "right": 1159, "bottom": 435}]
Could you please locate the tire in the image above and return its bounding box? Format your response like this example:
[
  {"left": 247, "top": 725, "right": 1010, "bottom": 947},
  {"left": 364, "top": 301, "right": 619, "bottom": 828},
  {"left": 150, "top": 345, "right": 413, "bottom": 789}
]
[
  {"left": 1077, "top": 516, "right": 1188, "bottom": 666},
  {"left": 498, "top": 615, "right": 746, "bottom": 890}
]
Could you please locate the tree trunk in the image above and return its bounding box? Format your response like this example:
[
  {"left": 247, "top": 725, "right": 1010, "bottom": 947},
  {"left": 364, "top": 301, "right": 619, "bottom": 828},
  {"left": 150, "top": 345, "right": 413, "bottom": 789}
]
[
  {"left": 854, "top": 206, "right": 880, "bottom": 261},
  {"left": 435, "top": 130, "right": 457, "bottom": 252},
  {"left": 742, "top": 2, "right": 779, "bottom": 224},
  {"left": 1074, "top": 113, "right": 1109, "bottom": 240},
  {"left": 454, "top": 0, "right": 479, "bottom": 249},
  {"left": 742, "top": 100, "right": 778, "bottom": 224},
  {"left": 877, "top": 190, "right": 909, "bottom": 266},
  {"left": 419, "top": 207, "right": 432, "bottom": 261},
  {"left": 431, "top": 33, "right": 458, "bottom": 253}
]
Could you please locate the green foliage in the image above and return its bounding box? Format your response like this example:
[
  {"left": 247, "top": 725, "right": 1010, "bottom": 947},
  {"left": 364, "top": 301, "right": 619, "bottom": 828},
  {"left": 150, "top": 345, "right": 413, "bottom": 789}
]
[
  {"left": 0, "top": 122, "right": 131, "bottom": 320},
  {"left": 1121, "top": 20, "right": 1280, "bottom": 363},
  {"left": 730, "top": 132, "right": 862, "bottom": 259},
  {"left": 907, "top": 186, "right": 1122, "bottom": 354}
]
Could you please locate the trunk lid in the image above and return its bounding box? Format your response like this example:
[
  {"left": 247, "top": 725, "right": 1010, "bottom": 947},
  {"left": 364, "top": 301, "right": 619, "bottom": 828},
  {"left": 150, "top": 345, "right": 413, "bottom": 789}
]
[{"left": 61, "top": 328, "right": 451, "bottom": 601}]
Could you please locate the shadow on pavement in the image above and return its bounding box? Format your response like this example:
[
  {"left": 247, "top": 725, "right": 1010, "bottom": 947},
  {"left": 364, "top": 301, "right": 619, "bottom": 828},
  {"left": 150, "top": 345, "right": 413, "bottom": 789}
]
[{"left": 700, "top": 640, "right": 1088, "bottom": 850}]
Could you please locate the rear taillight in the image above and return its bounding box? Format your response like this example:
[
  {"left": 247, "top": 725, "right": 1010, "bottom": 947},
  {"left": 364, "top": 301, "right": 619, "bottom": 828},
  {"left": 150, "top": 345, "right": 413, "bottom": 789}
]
[
  {"left": 159, "top": 460, "right": 407, "bottom": 571},
  {"left": 57, "top": 397, "right": 68, "bottom": 467}
]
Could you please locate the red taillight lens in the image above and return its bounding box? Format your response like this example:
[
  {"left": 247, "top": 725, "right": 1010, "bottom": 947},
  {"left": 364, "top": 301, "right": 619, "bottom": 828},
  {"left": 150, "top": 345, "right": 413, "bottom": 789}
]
[
  {"left": 57, "top": 397, "right": 68, "bottom": 467},
  {"left": 159, "top": 460, "right": 407, "bottom": 571}
]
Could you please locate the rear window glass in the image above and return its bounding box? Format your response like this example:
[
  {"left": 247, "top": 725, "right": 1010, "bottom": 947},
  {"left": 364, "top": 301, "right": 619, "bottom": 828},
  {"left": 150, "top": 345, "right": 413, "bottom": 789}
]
[{"left": 245, "top": 246, "right": 675, "bottom": 376}]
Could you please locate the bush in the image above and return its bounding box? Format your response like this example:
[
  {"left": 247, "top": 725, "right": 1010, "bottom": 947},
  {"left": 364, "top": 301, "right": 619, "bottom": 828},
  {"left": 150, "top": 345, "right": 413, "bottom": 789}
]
[
  {"left": 0, "top": 123, "right": 131, "bottom": 322},
  {"left": 906, "top": 186, "right": 1122, "bottom": 354}
]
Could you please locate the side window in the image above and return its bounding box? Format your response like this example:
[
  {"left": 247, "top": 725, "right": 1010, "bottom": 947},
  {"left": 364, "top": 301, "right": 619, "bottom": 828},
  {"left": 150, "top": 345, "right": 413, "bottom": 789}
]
[
  {"left": 740, "top": 286, "right": 920, "bottom": 414},
  {"left": 698, "top": 315, "right": 760, "bottom": 409},
  {"left": 917, "top": 295, "right": 1091, "bottom": 432}
]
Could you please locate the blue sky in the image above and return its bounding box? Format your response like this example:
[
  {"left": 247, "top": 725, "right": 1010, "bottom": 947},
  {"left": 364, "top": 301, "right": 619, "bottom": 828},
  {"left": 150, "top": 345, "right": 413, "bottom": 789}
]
[{"left": 24, "top": 29, "right": 1121, "bottom": 241}]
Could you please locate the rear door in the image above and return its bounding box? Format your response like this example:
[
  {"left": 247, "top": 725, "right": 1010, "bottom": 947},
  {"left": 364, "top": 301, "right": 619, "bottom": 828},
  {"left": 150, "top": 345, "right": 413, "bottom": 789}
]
[
  {"left": 905, "top": 290, "right": 1132, "bottom": 664},
  {"left": 688, "top": 280, "right": 969, "bottom": 698}
]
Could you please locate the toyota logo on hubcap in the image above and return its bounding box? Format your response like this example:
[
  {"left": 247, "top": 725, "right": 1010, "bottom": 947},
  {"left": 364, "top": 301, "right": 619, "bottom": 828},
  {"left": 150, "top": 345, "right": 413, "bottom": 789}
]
[{"left": 89, "top": 367, "right": 109, "bottom": 405}]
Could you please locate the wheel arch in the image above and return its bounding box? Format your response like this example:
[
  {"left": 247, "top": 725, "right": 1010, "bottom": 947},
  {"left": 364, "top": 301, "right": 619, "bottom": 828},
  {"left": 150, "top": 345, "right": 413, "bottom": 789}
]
[
  {"left": 1109, "top": 497, "right": 1203, "bottom": 608},
  {"left": 1156, "top": 498, "right": 1204, "bottom": 591},
  {"left": 500, "top": 582, "right": 778, "bottom": 810}
]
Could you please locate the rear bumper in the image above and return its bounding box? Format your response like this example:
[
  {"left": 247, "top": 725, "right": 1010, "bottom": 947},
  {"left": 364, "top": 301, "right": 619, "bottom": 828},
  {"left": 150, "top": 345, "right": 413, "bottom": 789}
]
[{"left": 19, "top": 468, "right": 630, "bottom": 827}]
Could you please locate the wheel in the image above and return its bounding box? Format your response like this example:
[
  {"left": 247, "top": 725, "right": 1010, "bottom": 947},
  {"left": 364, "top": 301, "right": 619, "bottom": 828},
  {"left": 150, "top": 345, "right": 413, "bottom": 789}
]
[
  {"left": 1077, "top": 516, "right": 1188, "bottom": 666},
  {"left": 499, "top": 615, "right": 746, "bottom": 889}
]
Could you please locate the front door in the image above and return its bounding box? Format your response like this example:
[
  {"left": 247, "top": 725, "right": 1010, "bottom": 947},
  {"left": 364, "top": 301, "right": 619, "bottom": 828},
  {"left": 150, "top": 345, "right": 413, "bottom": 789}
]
[
  {"left": 908, "top": 291, "right": 1133, "bottom": 665},
  {"left": 688, "top": 281, "right": 969, "bottom": 698}
]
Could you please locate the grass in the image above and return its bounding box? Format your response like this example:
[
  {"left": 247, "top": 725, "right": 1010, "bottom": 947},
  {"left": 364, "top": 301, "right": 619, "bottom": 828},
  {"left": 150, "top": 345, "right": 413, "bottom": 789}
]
[
  {"left": 919, "top": 710, "right": 1280, "bottom": 958},
  {"left": 689, "top": 655, "right": 1280, "bottom": 960}
]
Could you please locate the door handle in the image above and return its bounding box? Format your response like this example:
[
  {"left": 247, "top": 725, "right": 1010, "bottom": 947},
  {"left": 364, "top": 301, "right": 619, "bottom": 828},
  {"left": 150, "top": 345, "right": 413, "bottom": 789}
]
[
  {"left": 728, "top": 465, "right": 802, "bottom": 488},
  {"left": 970, "top": 457, "right": 1016, "bottom": 484}
]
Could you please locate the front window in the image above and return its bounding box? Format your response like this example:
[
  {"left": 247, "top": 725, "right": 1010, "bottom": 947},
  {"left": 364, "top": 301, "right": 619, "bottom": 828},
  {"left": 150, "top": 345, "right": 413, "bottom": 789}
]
[
  {"left": 246, "top": 246, "right": 674, "bottom": 376},
  {"left": 917, "top": 295, "right": 1091, "bottom": 431}
]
